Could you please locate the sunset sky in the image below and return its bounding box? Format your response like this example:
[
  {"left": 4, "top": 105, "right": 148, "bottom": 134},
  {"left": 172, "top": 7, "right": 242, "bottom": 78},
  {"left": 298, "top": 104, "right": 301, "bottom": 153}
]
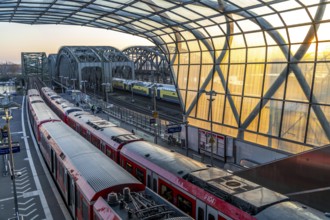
[{"left": 0, "top": 22, "right": 154, "bottom": 64}]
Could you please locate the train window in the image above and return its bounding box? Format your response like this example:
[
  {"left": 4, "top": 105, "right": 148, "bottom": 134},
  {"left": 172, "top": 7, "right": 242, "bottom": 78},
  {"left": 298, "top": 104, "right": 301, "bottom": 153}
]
[
  {"left": 177, "top": 195, "right": 192, "bottom": 216},
  {"left": 208, "top": 214, "right": 215, "bottom": 220},
  {"left": 91, "top": 136, "right": 100, "bottom": 148},
  {"left": 160, "top": 184, "right": 173, "bottom": 203},
  {"left": 147, "top": 175, "right": 151, "bottom": 188},
  {"left": 153, "top": 178, "right": 157, "bottom": 192},
  {"left": 106, "top": 149, "right": 111, "bottom": 158},
  {"left": 126, "top": 162, "right": 133, "bottom": 173},
  {"left": 136, "top": 168, "right": 145, "bottom": 184},
  {"left": 100, "top": 143, "right": 105, "bottom": 153},
  {"left": 197, "top": 208, "right": 204, "bottom": 220},
  {"left": 82, "top": 200, "right": 88, "bottom": 220},
  {"left": 94, "top": 213, "right": 101, "bottom": 220},
  {"left": 77, "top": 191, "right": 82, "bottom": 213}
]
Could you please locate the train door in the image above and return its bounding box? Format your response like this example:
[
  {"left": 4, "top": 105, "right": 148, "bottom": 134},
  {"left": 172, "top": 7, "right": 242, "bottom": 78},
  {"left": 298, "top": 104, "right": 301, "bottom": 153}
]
[
  {"left": 51, "top": 149, "right": 55, "bottom": 174},
  {"left": 146, "top": 169, "right": 158, "bottom": 192},
  {"left": 206, "top": 205, "right": 218, "bottom": 220},
  {"left": 196, "top": 200, "right": 206, "bottom": 220},
  {"left": 67, "top": 173, "right": 76, "bottom": 218}
]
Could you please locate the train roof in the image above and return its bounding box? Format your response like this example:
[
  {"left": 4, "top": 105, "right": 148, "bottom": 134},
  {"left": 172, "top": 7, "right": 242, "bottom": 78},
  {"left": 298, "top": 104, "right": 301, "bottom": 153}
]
[
  {"left": 186, "top": 168, "right": 288, "bottom": 214},
  {"left": 71, "top": 113, "right": 117, "bottom": 129},
  {"left": 30, "top": 102, "right": 60, "bottom": 122},
  {"left": 42, "top": 122, "right": 142, "bottom": 196},
  {"left": 255, "top": 201, "right": 327, "bottom": 219},
  {"left": 71, "top": 112, "right": 140, "bottom": 144},
  {"left": 122, "top": 141, "right": 208, "bottom": 177},
  {"left": 27, "top": 89, "right": 40, "bottom": 96},
  {"left": 29, "top": 96, "right": 44, "bottom": 104}
]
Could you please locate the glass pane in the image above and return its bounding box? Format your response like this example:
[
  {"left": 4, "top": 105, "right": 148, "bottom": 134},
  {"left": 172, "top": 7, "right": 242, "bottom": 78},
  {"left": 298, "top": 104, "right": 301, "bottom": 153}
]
[
  {"left": 188, "top": 65, "right": 200, "bottom": 90},
  {"left": 177, "top": 65, "right": 188, "bottom": 89},
  {"left": 317, "top": 42, "right": 330, "bottom": 61},
  {"left": 202, "top": 51, "right": 213, "bottom": 64},
  {"left": 244, "top": 64, "right": 264, "bottom": 97},
  {"left": 196, "top": 93, "right": 209, "bottom": 121},
  {"left": 281, "top": 9, "right": 311, "bottom": 26},
  {"left": 281, "top": 102, "right": 308, "bottom": 142},
  {"left": 267, "top": 45, "right": 287, "bottom": 62},
  {"left": 247, "top": 47, "right": 266, "bottom": 62},
  {"left": 245, "top": 32, "right": 265, "bottom": 47},
  {"left": 190, "top": 52, "right": 201, "bottom": 64},
  {"left": 199, "top": 65, "right": 213, "bottom": 90},
  {"left": 223, "top": 95, "right": 241, "bottom": 127},
  {"left": 213, "top": 94, "right": 225, "bottom": 124},
  {"left": 230, "top": 48, "right": 246, "bottom": 63},
  {"left": 186, "top": 90, "right": 197, "bottom": 114},
  {"left": 259, "top": 99, "right": 283, "bottom": 137},
  {"left": 179, "top": 52, "right": 189, "bottom": 64},
  {"left": 288, "top": 25, "right": 312, "bottom": 44},
  {"left": 227, "top": 64, "right": 245, "bottom": 95},
  {"left": 313, "top": 63, "right": 330, "bottom": 104},
  {"left": 285, "top": 63, "right": 314, "bottom": 102},
  {"left": 307, "top": 105, "right": 330, "bottom": 146},
  {"left": 241, "top": 97, "right": 260, "bottom": 132},
  {"left": 263, "top": 63, "right": 287, "bottom": 99},
  {"left": 213, "top": 68, "right": 226, "bottom": 94}
]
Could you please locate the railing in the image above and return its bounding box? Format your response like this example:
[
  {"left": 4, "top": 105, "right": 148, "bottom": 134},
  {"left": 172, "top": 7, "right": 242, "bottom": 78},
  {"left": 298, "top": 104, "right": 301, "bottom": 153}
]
[{"left": 83, "top": 94, "right": 182, "bottom": 145}]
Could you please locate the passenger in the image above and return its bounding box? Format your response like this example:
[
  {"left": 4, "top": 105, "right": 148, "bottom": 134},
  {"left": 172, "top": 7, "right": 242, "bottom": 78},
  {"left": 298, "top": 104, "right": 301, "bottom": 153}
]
[
  {"left": 131, "top": 129, "right": 135, "bottom": 135},
  {"left": 91, "top": 105, "right": 95, "bottom": 114}
]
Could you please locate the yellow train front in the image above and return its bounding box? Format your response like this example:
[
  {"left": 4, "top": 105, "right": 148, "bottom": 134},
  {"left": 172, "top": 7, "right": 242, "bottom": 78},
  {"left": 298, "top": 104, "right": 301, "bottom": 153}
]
[{"left": 157, "top": 84, "right": 180, "bottom": 104}]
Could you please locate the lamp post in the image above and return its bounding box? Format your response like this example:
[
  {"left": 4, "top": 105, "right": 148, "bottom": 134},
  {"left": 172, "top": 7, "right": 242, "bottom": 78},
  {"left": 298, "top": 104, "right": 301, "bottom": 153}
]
[
  {"left": 131, "top": 82, "right": 135, "bottom": 103},
  {"left": 64, "top": 77, "right": 69, "bottom": 92},
  {"left": 183, "top": 114, "right": 189, "bottom": 156},
  {"left": 59, "top": 76, "right": 64, "bottom": 93},
  {"left": 81, "top": 80, "right": 87, "bottom": 102},
  {"left": 203, "top": 90, "right": 217, "bottom": 166},
  {"left": 71, "top": 78, "right": 77, "bottom": 91},
  {"left": 1, "top": 94, "right": 21, "bottom": 220},
  {"left": 152, "top": 86, "right": 158, "bottom": 144},
  {"left": 102, "top": 82, "right": 111, "bottom": 104}
]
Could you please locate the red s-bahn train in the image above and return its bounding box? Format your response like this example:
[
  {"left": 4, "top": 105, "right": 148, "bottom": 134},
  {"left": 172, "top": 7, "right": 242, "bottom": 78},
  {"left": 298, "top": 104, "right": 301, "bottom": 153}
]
[
  {"left": 36, "top": 87, "right": 326, "bottom": 220},
  {"left": 27, "top": 89, "right": 192, "bottom": 220}
]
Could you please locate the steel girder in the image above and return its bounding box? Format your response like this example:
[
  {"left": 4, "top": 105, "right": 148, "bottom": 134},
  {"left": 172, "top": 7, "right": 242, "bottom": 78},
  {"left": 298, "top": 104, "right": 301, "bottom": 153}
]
[{"left": 123, "top": 46, "right": 171, "bottom": 83}]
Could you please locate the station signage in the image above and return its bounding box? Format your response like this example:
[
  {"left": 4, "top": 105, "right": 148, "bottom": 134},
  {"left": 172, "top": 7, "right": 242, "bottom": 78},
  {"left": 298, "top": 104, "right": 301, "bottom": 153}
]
[
  {"left": 149, "top": 118, "right": 156, "bottom": 125},
  {"left": 0, "top": 142, "right": 20, "bottom": 155},
  {"left": 2, "top": 131, "right": 8, "bottom": 138},
  {"left": 166, "top": 126, "right": 182, "bottom": 134}
]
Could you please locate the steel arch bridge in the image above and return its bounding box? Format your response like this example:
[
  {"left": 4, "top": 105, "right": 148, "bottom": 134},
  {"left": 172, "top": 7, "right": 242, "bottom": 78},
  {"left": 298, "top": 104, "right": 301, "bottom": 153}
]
[
  {"left": 54, "top": 46, "right": 134, "bottom": 94},
  {"left": 123, "top": 46, "right": 172, "bottom": 84},
  {"left": 21, "top": 52, "right": 48, "bottom": 82},
  {"left": 3, "top": 0, "right": 330, "bottom": 155}
]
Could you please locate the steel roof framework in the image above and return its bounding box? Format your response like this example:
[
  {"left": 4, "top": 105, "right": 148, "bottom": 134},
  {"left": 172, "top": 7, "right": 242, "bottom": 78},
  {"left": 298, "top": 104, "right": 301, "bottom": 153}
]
[{"left": 6, "top": 0, "right": 330, "bottom": 153}]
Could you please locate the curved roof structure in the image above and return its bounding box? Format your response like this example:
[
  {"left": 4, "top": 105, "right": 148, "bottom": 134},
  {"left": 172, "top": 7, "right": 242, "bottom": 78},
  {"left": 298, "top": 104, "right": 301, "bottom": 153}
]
[{"left": 3, "top": 1, "right": 330, "bottom": 153}]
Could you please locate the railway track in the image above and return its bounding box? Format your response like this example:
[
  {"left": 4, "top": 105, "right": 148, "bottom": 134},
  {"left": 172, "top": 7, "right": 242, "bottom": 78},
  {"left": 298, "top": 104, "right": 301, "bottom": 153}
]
[{"left": 29, "top": 77, "right": 183, "bottom": 123}]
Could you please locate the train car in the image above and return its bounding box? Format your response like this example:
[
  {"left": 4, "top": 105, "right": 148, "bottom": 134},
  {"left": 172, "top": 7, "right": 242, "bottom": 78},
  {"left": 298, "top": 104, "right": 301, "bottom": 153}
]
[
  {"left": 27, "top": 93, "right": 61, "bottom": 142},
  {"left": 119, "top": 141, "right": 326, "bottom": 220},
  {"left": 112, "top": 78, "right": 125, "bottom": 90},
  {"left": 27, "top": 89, "right": 40, "bottom": 97},
  {"left": 37, "top": 120, "right": 191, "bottom": 220},
  {"left": 157, "top": 85, "right": 180, "bottom": 104},
  {"left": 132, "top": 81, "right": 154, "bottom": 96},
  {"left": 41, "top": 87, "right": 82, "bottom": 122},
  {"left": 67, "top": 112, "right": 142, "bottom": 163},
  {"left": 38, "top": 86, "right": 326, "bottom": 219}
]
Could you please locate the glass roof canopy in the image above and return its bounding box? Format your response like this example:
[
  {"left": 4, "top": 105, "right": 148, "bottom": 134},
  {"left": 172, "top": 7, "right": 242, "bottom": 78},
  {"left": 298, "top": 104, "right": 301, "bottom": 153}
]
[{"left": 1, "top": 0, "right": 330, "bottom": 153}]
